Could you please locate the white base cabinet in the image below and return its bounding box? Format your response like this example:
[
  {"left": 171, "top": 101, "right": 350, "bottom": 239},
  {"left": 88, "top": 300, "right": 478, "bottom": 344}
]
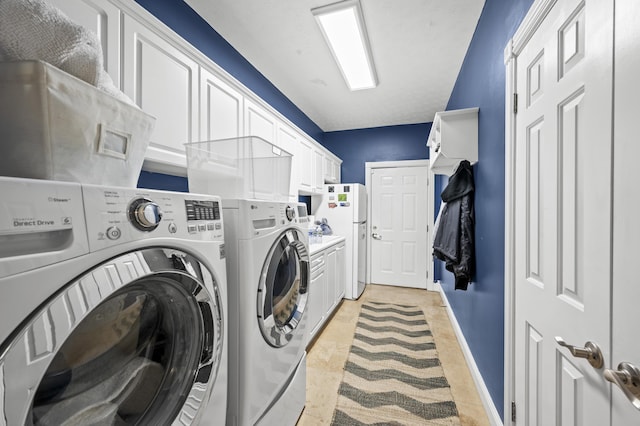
[{"left": 307, "top": 238, "right": 346, "bottom": 346}]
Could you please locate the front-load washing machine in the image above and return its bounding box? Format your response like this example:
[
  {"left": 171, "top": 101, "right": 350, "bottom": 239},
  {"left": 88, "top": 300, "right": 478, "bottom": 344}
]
[
  {"left": 223, "top": 200, "right": 309, "bottom": 426},
  {"left": 0, "top": 177, "right": 228, "bottom": 425}
]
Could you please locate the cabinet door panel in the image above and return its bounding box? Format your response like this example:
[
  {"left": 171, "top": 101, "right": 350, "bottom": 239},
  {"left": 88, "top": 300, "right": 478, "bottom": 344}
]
[
  {"left": 309, "top": 269, "right": 326, "bottom": 340},
  {"left": 298, "top": 139, "right": 314, "bottom": 191},
  {"left": 123, "top": 16, "right": 198, "bottom": 171},
  {"left": 335, "top": 243, "right": 346, "bottom": 301},
  {"left": 313, "top": 149, "right": 324, "bottom": 192},
  {"left": 326, "top": 248, "right": 337, "bottom": 313},
  {"left": 48, "top": 0, "right": 120, "bottom": 86},
  {"left": 277, "top": 123, "right": 299, "bottom": 199},
  {"left": 200, "top": 69, "right": 243, "bottom": 141},
  {"left": 245, "top": 99, "right": 276, "bottom": 143}
]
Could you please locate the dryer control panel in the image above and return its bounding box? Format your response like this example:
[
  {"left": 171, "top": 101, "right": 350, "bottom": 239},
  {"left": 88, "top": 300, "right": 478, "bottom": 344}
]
[{"left": 82, "top": 185, "right": 224, "bottom": 252}]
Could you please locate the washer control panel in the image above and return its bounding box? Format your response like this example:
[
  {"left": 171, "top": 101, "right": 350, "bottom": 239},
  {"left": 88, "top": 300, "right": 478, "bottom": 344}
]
[{"left": 82, "top": 185, "right": 224, "bottom": 252}]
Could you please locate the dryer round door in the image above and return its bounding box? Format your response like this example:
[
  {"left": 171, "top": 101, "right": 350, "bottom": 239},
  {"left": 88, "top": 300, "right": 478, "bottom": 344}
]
[
  {"left": 0, "top": 248, "right": 224, "bottom": 426},
  {"left": 257, "top": 228, "right": 310, "bottom": 347}
]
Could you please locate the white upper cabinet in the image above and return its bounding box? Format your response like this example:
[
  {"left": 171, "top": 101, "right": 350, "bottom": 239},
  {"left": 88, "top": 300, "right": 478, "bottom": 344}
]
[
  {"left": 323, "top": 155, "right": 341, "bottom": 184},
  {"left": 244, "top": 99, "right": 276, "bottom": 143},
  {"left": 49, "top": 0, "right": 342, "bottom": 183},
  {"left": 276, "top": 122, "right": 299, "bottom": 200},
  {"left": 299, "top": 141, "right": 331, "bottom": 194},
  {"left": 313, "top": 148, "right": 324, "bottom": 192},
  {"left": 47, "top": 0, "right": 121, "bottom": 86},
  {"left": 123, "top": 15, "right": 199, "bottom": 174},
  {"left": 427, "top": 107, "right": 478, "bottom": 176},
  {"left": 200, "top": 69, "right": 244, "bottom": 142},
  {"left": 298, "top": 138, "right": 315, "bottom": 193}
]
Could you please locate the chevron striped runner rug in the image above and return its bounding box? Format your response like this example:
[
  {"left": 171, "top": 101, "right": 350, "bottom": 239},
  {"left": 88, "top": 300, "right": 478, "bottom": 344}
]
[{"left": 331, "top": 301, "right": 460, "bottom": 425}]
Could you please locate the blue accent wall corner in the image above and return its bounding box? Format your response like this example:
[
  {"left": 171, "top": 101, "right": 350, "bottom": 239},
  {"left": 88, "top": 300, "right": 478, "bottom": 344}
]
[
  {"left": 322, "top": 123, "right": 432, "bottom": 185},
  {"left": 436, "top": 0, "right": 534, "bottom": 419}
]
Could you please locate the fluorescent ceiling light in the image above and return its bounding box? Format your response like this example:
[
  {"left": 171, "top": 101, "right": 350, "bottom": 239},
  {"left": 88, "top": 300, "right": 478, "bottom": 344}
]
[{"left": 312, "top": 0, "right": 378, "bottom": 91}]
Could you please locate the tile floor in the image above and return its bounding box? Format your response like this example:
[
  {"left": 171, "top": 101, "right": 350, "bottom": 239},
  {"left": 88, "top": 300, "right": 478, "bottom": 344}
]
[{"left": 297, "top": 284, "right": 491, "bottom": 426}]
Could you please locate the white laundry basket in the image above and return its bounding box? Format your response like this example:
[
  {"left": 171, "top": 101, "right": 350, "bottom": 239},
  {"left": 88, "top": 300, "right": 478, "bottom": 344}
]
[{"left": 0, "top": 60, "right": 155, "bottom": 186}]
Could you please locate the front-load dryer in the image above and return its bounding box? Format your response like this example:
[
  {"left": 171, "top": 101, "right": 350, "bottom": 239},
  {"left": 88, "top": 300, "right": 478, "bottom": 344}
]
[
  {"left": 0, "top": 177, "right": 228, "bottom": 426},
  {"left": 223, "top": 200, "right": 309, "bottom": 426}
]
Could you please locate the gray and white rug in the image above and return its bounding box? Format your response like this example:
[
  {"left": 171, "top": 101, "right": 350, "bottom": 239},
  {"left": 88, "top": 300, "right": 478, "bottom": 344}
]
[{"left": 331, "top": 301, "right": 460, "bottom": 425}]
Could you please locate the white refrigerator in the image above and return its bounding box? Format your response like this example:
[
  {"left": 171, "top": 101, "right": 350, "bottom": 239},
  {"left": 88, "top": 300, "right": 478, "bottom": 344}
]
[{"left": 315, "top": 183, "right": 367, "bottom": 300}]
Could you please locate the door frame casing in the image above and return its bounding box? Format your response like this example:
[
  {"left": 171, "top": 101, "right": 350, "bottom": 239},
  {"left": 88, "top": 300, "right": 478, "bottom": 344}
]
[
  {"left": 504, "top": 0, "right": 560, "bottom": 421},
  {"left": 364, "top": 160, "right": 435, "bottom": 291}
]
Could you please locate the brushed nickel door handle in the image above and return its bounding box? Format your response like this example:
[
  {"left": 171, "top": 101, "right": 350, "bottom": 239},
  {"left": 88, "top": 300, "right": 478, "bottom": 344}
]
[
  {"left": 372, "top": 233, "right": 382, "bottom": 240},
  {"left": 555, "top": 336, "right": 604, "bottom": 369},
  {"left": 604, "top": 362, "right": 640, "bottom": 410}
]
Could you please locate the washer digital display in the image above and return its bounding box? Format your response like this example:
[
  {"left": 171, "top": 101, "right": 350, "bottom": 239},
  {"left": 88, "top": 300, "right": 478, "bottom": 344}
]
[{"left": 185, "top": 200, "right": 220, "bottom": 221}]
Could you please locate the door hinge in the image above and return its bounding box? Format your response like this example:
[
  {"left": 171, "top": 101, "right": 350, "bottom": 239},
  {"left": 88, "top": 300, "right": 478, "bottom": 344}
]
[
  {"left": 513, "top": 93, "right": 518, "bottom": 114},
  {"left": 511, "top": 401, "right": 516, "bottom": 422}
]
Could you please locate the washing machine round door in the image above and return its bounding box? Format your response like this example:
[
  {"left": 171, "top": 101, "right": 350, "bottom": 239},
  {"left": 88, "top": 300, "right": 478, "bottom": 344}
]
[
  {"left": 257, "top": 228, "right": 310, "bottom": 347},
  {"left": 0, "top": 248, "right": 224, "bottom": 426}
]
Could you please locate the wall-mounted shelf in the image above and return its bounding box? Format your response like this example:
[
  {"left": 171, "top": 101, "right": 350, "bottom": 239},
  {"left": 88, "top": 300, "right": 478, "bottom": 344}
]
[{"left": 427, "top": 107, "right": 479, "bottom": 175}]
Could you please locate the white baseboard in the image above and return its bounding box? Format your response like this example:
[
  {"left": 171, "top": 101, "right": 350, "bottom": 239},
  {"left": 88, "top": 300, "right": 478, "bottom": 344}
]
[{"left": 436, "top": 282, "right": 503, "bottom": 426}]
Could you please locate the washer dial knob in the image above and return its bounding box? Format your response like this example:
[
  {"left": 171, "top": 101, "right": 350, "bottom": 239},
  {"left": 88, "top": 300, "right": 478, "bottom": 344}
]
[
  {"left": 285, "top": 205, "right": 295, "bottom": 222},
  {"left": 129, "top": 197, "right": 163, "bottom": 231}
]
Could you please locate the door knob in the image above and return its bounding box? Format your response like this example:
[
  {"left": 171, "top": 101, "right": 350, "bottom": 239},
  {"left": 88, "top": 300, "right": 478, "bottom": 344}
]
[
  {"left": 604, "top": 362, "right": 640, "bottom": 410},
  {"left": 555, "top": 336, "right": 604, "bottom": 368},
  {"left": 372, "top": 233, "right": 382, "bottom": 240}
]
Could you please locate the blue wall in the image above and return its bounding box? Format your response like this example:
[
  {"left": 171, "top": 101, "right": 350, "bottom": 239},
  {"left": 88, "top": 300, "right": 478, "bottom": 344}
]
[
  {"left": 436, "top": 0, "right": 533, "bottom": 419},
  {"left": 322, "top": 123, "right": 432, "bottom": 184},
  {"left": 137, "top": 170, "right": 188, "bottom": 192}
]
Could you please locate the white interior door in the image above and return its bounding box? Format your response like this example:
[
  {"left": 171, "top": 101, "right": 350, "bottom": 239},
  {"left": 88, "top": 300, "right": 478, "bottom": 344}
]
[
  {"left": 369, "top": 164, "right": 429, "bottom": 289},
  {"left": 512, "top": 0, "right": 613, "bottom": 424},
  {"left": 611, "top": 0, "right": 640, "bottom": 422}
]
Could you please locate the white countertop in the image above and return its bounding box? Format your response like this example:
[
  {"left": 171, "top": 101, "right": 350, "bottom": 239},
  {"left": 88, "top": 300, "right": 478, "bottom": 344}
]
[{"left": 309, "top": 235, "right": 346, "bottom": 255}]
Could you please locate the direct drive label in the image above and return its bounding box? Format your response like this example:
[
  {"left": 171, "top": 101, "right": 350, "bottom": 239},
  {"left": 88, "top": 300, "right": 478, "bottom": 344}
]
[{"left": 12, "top": 216, "right": 72, "bottom": 229}]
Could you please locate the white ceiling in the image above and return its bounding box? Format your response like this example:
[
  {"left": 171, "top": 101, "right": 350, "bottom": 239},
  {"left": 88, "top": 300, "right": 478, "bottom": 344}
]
[{"left": 184, "top": 0, "right": 485, "bottom": 132}]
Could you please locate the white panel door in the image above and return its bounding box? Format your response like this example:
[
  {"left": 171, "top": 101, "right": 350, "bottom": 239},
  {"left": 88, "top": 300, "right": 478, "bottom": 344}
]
[
  {"left": 123, "top": 16, "right": 198, "bottom": 171},
  {"left": 370, "top": 166, "right": 429, "bottom": 288},
  {"left": 200, "top": 69, "right": 243, "bottom": 141},
  {"left": 48, "top": 0, "right": 121, "bottom": 86},
  {"left": 513, "top": 0, "right": 613, "bottom": 424},
  {"left": 244, "top": 99, "right": 276, "bottom": 143},
  {"left": 611, "top": 0, "right": 640, "bottom": 422}
]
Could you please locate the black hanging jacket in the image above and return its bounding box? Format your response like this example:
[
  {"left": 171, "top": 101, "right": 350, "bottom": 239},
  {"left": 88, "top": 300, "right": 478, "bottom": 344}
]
[{"left": 433, "top": 160, "right": 475, "bottom": 290}]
